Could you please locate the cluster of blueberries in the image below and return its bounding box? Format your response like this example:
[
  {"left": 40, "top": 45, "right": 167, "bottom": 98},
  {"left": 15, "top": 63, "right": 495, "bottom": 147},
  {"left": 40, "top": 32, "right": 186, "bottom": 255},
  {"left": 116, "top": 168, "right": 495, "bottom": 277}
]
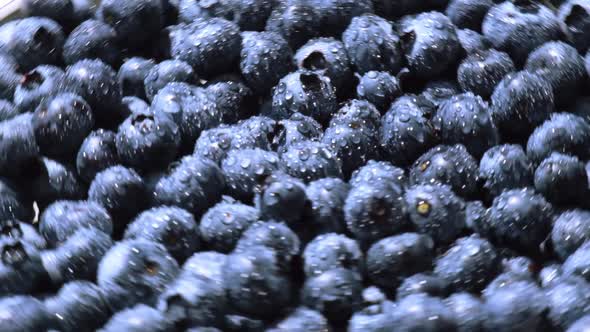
[{"left": 4, "top": 0, "right": 590, "bottom": 331}]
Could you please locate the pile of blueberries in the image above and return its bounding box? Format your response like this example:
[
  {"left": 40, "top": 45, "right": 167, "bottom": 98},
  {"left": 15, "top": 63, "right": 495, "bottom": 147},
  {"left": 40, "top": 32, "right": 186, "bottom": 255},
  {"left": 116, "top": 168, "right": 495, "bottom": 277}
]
[{"left": 5, "top": 0, "right": 590, "bottom": 330}]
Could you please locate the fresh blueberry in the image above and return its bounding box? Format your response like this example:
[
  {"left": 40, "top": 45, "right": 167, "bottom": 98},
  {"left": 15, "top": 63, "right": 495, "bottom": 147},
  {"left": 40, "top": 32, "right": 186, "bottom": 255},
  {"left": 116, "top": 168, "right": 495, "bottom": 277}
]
[
  {"left": 76, "top": 130, "right": 120, "bottom": 183},
  {"left": 256, "top": 174, "right": 307, "bottom": 226},
  {"left": 272, "top": 113, "right": 322, "bottom": 154},
  {"left": 534, "top": 152, "right": 589, "bottom": 206},
  {"left": 180, "top": 251, "right": 226, "bottom": 283},
  {"left": 445, "top": 0, "right": 494, "bottom": 31},
  {"left": 117, "top": 57, "right": 156, "bottom": 100},
  {"left": 304, "top": 177, "right": 349, "bottom": 236},
  {"left": 144, "top": 60, "right": 196, "bottom": 102},
  {"left": 559, "top": 0, "right": 590, "bottom": 53},
  {"left": 0, "top": 238, "right": 45, "bottom": 295},
  {"left": 569, "top": 314, "right": 590, "bottom": 332},
  {"left": 206, "top": 80, "right": 255, "bottom": 124},
  {"left": 563, "top": 241, "right": 590, "bottom": 282},
  {"left": 348, "top": 290, "right": 396, "bottom": 332},
  {"left": 457, "top": 49, "right": 515, "bottom": 99},
  {"left": 0, "top": 296, "right": 54, "bottom": 332},
  {"left": 121, "top": 96, "right": 149, "bottom": 116},
  {"left": 0, "top": 55, "right": 19, "bottom": 100},
  {"left": 444, "top": 293, "right": 486, "bottom": 332},
  {"left": 0, "top": 113, "right": 39, "bottom": 177},
  {"left": 194, "top": 125, "right": 270, "bottom": 165},
  {"left": 280, "top": 141, "right": 343, "bottom": 182},
  {"left": 221, "top": 148, "right": 278, "bottom": 201},
  {"left": 22, "top": 0, "right": 75, "bottom": 29},
  {"left": 267, "top": 307, "right": 329, "bottom": 332},
  {"left": 479, "top": 144, "right": 534, "bottom": 200},
  {"left": 0, "top": 100, "right": 16, "bottom": 122},
  {"left": 349, "top": 160, "right": 406, "bottom": 190},
  {"left": 356, "top": 71, "right": 402, "bottom": 112},
  {"left": 199, "top": 201, "right": 259, "bottom": 253},
  {"left": 303, "top": 233, "right": 362, "bottom": 277},
  {"left": 552, "top": 210, "right": 590, "bottom": 261},
  {"left": 0, "top": 219, "right": 47, "bottom": 250},
  {"left": 330, "top": 99, "right": 382, "bottom": 131},
  {"left": 34, "top": 158, "right": 87, "bottom": 207},
  {"left": 14, "top": 65, "right": 64, "bottom": 113},
  {"left": 314, "top": 0, "right": 374, "bottom": 37},
  {"left": 545, "top": 276, "right": 590, "bottom": 330},
  {"left": 540, "top": 263, "right": 563, "bottom": 288},
  {"left": 420, "top": 80, "right": 461, "bottom": 108},
  {"left": 391, "top": 293, "right": 457, "bottom": 331},
  {"left": 457, "top": 28, "right": 491, "bottom": 54},
  {"left": 265, "top": 0, "right": 322, "bottom": 50},
  {"left": 99, "top": 304, "right": 173, "bottom": 332},
  {"left": 63, "top": 19, "right": 120, "bottom": 67},
  {"left": 235, "top": 221, "right": 301, "bottom": 268}
]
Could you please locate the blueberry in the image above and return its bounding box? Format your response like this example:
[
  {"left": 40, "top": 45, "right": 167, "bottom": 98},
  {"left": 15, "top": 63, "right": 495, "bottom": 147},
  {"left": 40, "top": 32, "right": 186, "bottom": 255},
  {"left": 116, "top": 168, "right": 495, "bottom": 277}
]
[
  {"left": 97, "top": 239, "right": 180, "bottom": 311},
  {"left": 482, "top": 0, "right": 562, "bottom": 65},
  {"left": 239, "top": 31, "right": 294, "bottom": 95},
  {"left": 280, "top": 141, "right": 343, "bottom": 182},
  {"left": 39, "top": 200, "right": 113, "bottom": 246},
  {"left": 97, "top": 0, "right": 164, "bottom": 49},
  {"left": 221, "top": 148, "right": 278, "bottom": 201},
  {"left": 457, "top": 49, "right": 515, "bottom": 99},
  {"left": 41, "top": 227, "right": 113, "bottom": 284},
  {"left": 465, "top": 200, "right": 487, "bottom": 234},
  {"left": 63, "top": 19, "right": 120, "bottom": 67},
  {"left": 484, "top": 273, "right": 536, "bottom": 296},
  {"left": 206, "top": 80, "right": 255, "bottom": 124},
  {"left": 445, "top": 0, "right": 494, "bottom": 31},
  {"left": 180, "top": 251, "right": 226, "bottom": 283},
  {"left": 342, "top": 14, "right": 403, "bottom": 75},
  {"left": 235, "top": 221, "right": 301, "bottom": 267},
  {"left": 272, "top": 113, "right": 322, "bottom": 154},
  {"left": 22, "top": 0, "right": 75, "bottom": 29},
  {"left": 256, "top": 174, "right": 307, "bottom": 226},
  {"left": 400, "top": 11, "right": 462, "bottom": 79},
  {"left": 301, "top": 268, "right": 363, "bottom": 324},
  {"left": 144, "top": 60, "right": 196, "bottom": 102},
  {"left": 117, "top": 57, "right": 156, "bottom": 100},
  {"left": 224, "top": 245, "right": 293, "bottom": 318},
  {"left": 457, "top": 28, "right": 491, "bottom": 54},
  {"left": 194, "top": 125, "right": 270, "bottom": 165},
  {"left": 559, "top": 0, "right": 590, "bottom": 53},
  {"left": 491, "top": 70, "right": 554, "bottom": 142},
  {"left": 14, "top": 65, "right": 64, "bottom": 113},
  {"left": 199, "top": 201, "right": 258, "bottom": 253},
  {"left": 265, "top": 0, "right": 322, "bottom": 50},
  {"left": 0, "top": 219, "right": 47, "bottom": 250},
  {"left": 76, "top": 130, "right": 120, "bottom": 183},
  {"left": 525, "top": 41, "right": 587, "bottom": 106},
  {"left": 404, "top": 184, "right": 466, "bottom": 245},
  {"left": 534, "top": 152, "right": 589, "bottom": 206},
  {"left": 348, "top": 295, "right": 396, "bottom": 332},
  {"left": 479, "top": 144, "right": 534, "bottom": 199},
  {"left": 304, "top": 178, "right": 349, "bottom": 235},
  {"left": 419, "top": 80, "right": 460, "bottom": 108},
  {"left": 484, "top": 188, "right": 553, "bottom": 256},
  {"left": 121, "top": 96, "right": 149, "bottom": 116},
  {"left": 44, "top": 281, "right": 111, "bottom": 332},
  {"left": 314, "top": 0, "right": 375, "bottom": 37},
  {"left": 379, "top": 95, "right": 439, "bottom": 167},
  {"left": 115, "top": 110, "right": 181, "bottom": 172},
  {"left": 0, "top": 17, "right": 64, "bottom": 71},
  {"left": 303, "top": 233, "right": 362, "bottom": 277},
  {"left": 179, "top": 0, "right": 272, "bottom": 32},
  {"left": 552, "top": 210, "right": 590, "bottom": 261},
  {"left": 0, "top": 113, "right": 39, "bottom": 177},
  {"left": 526, "top": 113, "right": 590, "bottom": 165},
  {"left": 540, "top": 264, "right": 563, "bottom": 288},
  {"left": 32, "top": 93, "right": 94, "bottom": 159},
  {"left": 154, "top": 155, "right": 225, "bottom": 217},
  {"left": 330, "top": 99, "right": 381, "bottom": 131},
  {"left": 268, "top": 307, "right": 329, "bottom": 332},
  {"left": 545, "top": 276, "right": 590, "bottom": 330},
  {"left": 0, "top": 55, "right": 19, "bottom": 100},
  {"left": 294, "top": 37, "right": 354, "bottom": 98},
  {"left": 0, "top": 238, "right": 45, "bottom": 295},
  {"left": 366, "top": 233, "right": 435, "bottom": 292},
  {"left": 569, "top": 315, "right": 590, "bottom": 332},
  {"left": 0, "top": 296, "right": 53, "bottom": 332},
  {"left": 35, "top": 158, "right": 87, "bottom": 206},
  {"left": 99, "top": 304, "right": 173, "bottom": 332},
  {"left": 125, "top": 206, "right": 199, "bottom": 263},
  {"left": 356, "top": 71, "right": 402, "bottom": 112},
  {"left": 391, "top": 293, "right": 457, "bottom": 332},
  {"left": 563, "top": 241, "right": 590, "bottom": 282},
  {"left": 444, "top": 293, "right": 486, "bottom": 332},
  {"left": 349, "top": 160, "right": 407, "bottom": 190}
]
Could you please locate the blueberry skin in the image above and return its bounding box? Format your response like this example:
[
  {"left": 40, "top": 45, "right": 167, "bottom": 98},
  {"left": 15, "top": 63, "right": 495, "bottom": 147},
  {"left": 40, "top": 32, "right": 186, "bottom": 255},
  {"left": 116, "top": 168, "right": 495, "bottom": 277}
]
[
  {"left": 445, "top": 0, "right": 494, "bottom": 31},
  {"left": 331, "top": 99, "right": 382, "bottom": 132},
  {"left": 563, "top": 241, "right": 590, "bottom": 282},
  {"left": 484, "top": 188, "right": 553, "bottom": 256},
  {"left": 569, "top": 315, "right": 590, "bottom": 332},
  {"left": 44, "top": 281, "right": 111, "bottom": 332},
  {"left": 97, "top": 0, "right": 164, "bottom": 49},
  {"left": 303, "top": 233, "right": 362, "bottom": 277},
  {"left": 239, "top": 31, "right": 294, "bottom": 95},
  {"left": 117, "top": 57, "right": 156, "bottom": 100},
  {"left": 559, "top": 0, "right": 590, "bottom": 53},
  {"left": 273, "top": 113, "right": 322, "bottom": 154},
  {"left": 420, "top": 80, "right": 461, "bottom": 108},
  {"left": 301, "top": 268, "right": 363, "bottom": 324},
  {"left": 235, "top": 221, "right": 301, "bottom": 267},
  {"left": 295, "top": 37, "right": 354, "bottom": 97},
  {"left": 88, "top": 166, "right": 148, "bottom": 233},
  {"left": 115, "top": 110, "right": 181, "bottom": 172},
  {"left": 457, "top": 28, "right": 491, "bottom": 54},
  {"left": 97, "top": 239, "right": 180, "bottom": 311},
  {"left": 223, "top": 245, "right": 293, "bottom": 318},
  {"left": 0, "top": 219, "right": 47, "bottom": 250},
  {"left": 22, "top": 0, "right": 75, "bottom": 28},
  {"left": 14, "top": 65, "right": 64, "bottom": 113},
  {"left": 404, "top": 184, "right": 465, "bottom": 245},
  {"left": 304, "top": 178, "right": 350, "bottom": 236},
  {"left": 265, "top": 1, "right": 322, "bottom": 50},
  {"left": 491, "top": 71, "right": 554, "bottom": 142},
  {"left": 0, "top": 296, "right": 54, "bottom": 332},
  {"left": 206, "top": 80, "right": 255, "bottom": 124},
  {"left": 545, "top": 276, "right": 590, "bottom": 330},
  {"left": 0, "top": 238, "right": 45, "bottom": 295},
  {"left": 150, "top": 83, "right": 221, "bottom": 152},
  {"left": 379, "top": 95, "right": 439, "bottom": 167},
  {"left": 552, "top": 210, "right": 590, "bottom": 261},
  {"left": 434, "top": 235, "right": 501, "bottom": 293},
  {"left": 268, "top": 307, "right": 329, "bottom": 332},
  {"left": 409, "top": 144, "right": 479, "bottom": 198},
  {"left": 400, "top": 11, "right": 462, "bottom": 79},
  {"left": 0, "top": 55, "right": 19, "bottom": 100},
  {"left": 39, "top": 200, "right": 113, "bottom": 247},
  {"left": 63, "top": 19, "right": 120, "bottom": 67},
  {"left": 99, "top": 304, "right": 173, "bottom": 332},
  {"left": 344, "top": 181, "right": 408, "bottom": 246},
  {"left": 199, "top": 201, "right": 258, "bottom": 253},
  {"left": 433, "top": 93, "right": 499, "bottom": 158},
  {"left": 76, "top": 130, "right": 120, "bottom": 183},
  {"left": 168, "top": 18, "right": 241, "bottom": 77},
  {"left": 525, "top": 41, "right": 587, "bottom": 106},
  {"left": 280, "top": 140, "right": 343, "bottom": 183},
  {"left": 125, "top": 206, "right": 199, "bottom": 263},
  {"left": 527, "top": 113, "right": 590, "bottom": 165},
  {"left": 144, "top": 60, "right": 196, "bottom": 102},
  {"left": 32, "top": 93, "right": 94, "bottom": 159},
  {"left": 41, "top": 227, "right": 113, "bottom": 285},
  {"left": 61, "top": 59, "right": 124, "bottom": 128},
  {"left": 444, "top": 293, "right": 486, "bottom": 332},
  {"left": 270, "top": 71, "right": 337, "bottom": 125},
  {"left": 35, "top": 158, "right": 87, "bottom": 206},
  {"left": 154, "top": 155, "right": 225, "bottom": 217},
  {"left": 479, "top": 144, "right": 534, "bottom": 199},
  {"left": 194, "top": 125, "right": 270, "bottom": 165},
  {"left": 540, "top": 264, "right": 563, "bottom": 288},
  {"left": 366, "top": 233, "right": 435, "bottom": 292},
  {"left": 350, "top": 160, "right": 406, "bottom": 190},
  {"left": 121, "top": 96, "right": 149, "bottom": 116},
  {"left": 0, "top": 17, "right": 64, "bottom": 72},
  {"left": 457, "top": 49, "right": 515, "bottom": 100},
  {"left": 180, "top": 251, "right": 226, "bottom": 283},
  {"left": 256, "top": 174, "right": 307, "bottom": 226},
  {"left": 221, "top": 148, "right": 278, "bottom": 201},
  {"left": 391, "top": 294, "right": 457, "bottom": 332},
  {"left": 348, "top": 299, "right": 396, "bottom": 332},
  {"left": 342, "top": 14, "right": 403, "bottom": 75},
  {"left": 0, "top": 113, "right": 39, "bottom": 177},
  {"left": 356, "top": 71, "right": 402, "bottom": 112},
  {"left": 483, "top": 281, "right": 548, "bottom": 332},
  {"left": 482, "top": 1, "right": 562, "bottom": 65},
  {"left": 534, "top": 153, "right": 589, "bottom": 206},
  {"left": 314, "top": 0, "right": 374, "bottom": 37},
  {"left": 177, "top": 0, "right": 234, "bottom": 23}
]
